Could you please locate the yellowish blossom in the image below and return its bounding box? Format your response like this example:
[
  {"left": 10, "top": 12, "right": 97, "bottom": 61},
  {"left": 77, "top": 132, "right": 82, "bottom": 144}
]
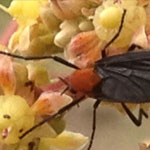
[
  {"left": 38, "top": 131, "right": 88, "bottom": 150},
  {"left": 1, "top": 0, "right": 47, "bottom": 26},
  {"left": 0, "top": 0, "right": 51, "bottom": 53},
  {"left": 93, "top": 0, "right": 146, "bottom": 48},
  {"left": 0, "top": 95, "right": 34, "bottom": 144}
]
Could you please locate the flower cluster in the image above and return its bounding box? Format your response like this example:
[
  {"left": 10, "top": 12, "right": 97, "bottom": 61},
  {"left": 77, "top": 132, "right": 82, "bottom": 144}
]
[{"left": 0, "top": 0, "right": 150, "bottom": 149}]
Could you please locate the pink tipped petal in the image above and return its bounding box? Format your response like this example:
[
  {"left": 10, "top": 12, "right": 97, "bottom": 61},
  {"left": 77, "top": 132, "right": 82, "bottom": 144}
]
[
  {"left": 130, "top": 26, "right": 149, "bottom": 48},
  {"left": 0, "top": 20, "right": 18, "bottom": 46},
  {"left": 0, "top": 54, "right": 16, "bottom": 94},
  {"left": 66, "top": 31, "right": 102, "bottom": 68},
  {"left": 51, "top": 0, "right": 89, "bottom": 20},
  {"left": 31, "top": 92, "right": 72, "bottom": 116}
]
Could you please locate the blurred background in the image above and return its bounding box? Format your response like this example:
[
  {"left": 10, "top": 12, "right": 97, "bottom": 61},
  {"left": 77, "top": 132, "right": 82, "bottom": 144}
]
[
  {"left": 0, "top": 0, "right": 12, "bottom": 7},
  {"left": 0, "top": 0, "right": 12, "bottom": 35}
]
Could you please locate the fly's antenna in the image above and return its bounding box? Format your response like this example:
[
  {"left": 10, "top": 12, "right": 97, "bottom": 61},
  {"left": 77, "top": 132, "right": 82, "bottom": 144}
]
[
  {"left": 19, "top": 96, "right": 85, "bottom": 139},
  {"left": 101, "top": 9, "right": 127, "bottom": 58},
  {"left": 87, "top": 100, "right": 101, "bottom": 150},
  {"left": 0, "top": 51, "right": 79, "bottom": 70},
  {"left": 58, "top": 77, "right": 70, "bottom": 95}
]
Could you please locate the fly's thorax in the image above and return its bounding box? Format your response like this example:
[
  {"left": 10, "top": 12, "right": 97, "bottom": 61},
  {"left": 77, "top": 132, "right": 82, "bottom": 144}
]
[{"left": 70, "top": 68, "right": 101, "bottom": 93}]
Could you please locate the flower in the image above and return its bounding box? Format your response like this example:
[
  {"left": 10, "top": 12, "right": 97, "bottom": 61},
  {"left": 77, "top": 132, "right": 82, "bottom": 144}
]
[
  {"left": 39, "top": 131, "right": 88, "bottom": 150},
  {"left": 93, "top": 0, "right": 146, "bottom": 48},
  {"left": 0, "top": 48, "right": 87, "bottom": 149},
  {"left": 0, "top": 0, "right": 61, "bottom": 56}
]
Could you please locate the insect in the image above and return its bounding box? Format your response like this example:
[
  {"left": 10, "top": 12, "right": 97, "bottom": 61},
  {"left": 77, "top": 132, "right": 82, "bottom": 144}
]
[{"left": 0, "top": 9, "right": 149, "bottom": 150}]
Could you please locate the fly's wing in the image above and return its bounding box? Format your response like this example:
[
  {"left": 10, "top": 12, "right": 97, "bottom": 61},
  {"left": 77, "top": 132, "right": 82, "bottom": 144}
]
[{"left": 94, "top": 51, "right": 150, "bottom": 103}]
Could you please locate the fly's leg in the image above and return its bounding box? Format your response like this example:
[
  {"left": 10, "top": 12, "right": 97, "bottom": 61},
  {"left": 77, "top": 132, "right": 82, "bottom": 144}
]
[
  {"left": 87, "top": 100, "right": 101, "bottom": 150},
  {"left": 20, "top": 96, "right": 86, "bottom": 139},
  {"left": 101, "top": 9, "right": 127, "bottom": 58},
  {"left": 121, "top": 103, "right": 148, "bottom": 126},
  {"left": 0, "top": 51, "right": 79, "bottom": 70}
]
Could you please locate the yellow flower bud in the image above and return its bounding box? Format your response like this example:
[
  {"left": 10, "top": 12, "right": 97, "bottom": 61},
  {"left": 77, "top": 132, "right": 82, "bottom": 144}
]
[{"left": 99, "top": 7, "right": 122, "bottom": 29}]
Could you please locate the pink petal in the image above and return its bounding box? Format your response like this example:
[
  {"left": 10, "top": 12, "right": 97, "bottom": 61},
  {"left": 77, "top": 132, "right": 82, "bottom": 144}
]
[
  {"left": 66, "top": 31, "right": 102, "bottom": 68},
  {"left": 0, "top": 54, "right": 16, "bottom": 94},
  {"left": 31, "top": 92, "right": 72, "bottom": 116},
  {"left": 0, "top": 20, "right": 18, "bottom": 46},
  {"left": 130, "top": 26, "right": 149, "bottom": 48}
]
